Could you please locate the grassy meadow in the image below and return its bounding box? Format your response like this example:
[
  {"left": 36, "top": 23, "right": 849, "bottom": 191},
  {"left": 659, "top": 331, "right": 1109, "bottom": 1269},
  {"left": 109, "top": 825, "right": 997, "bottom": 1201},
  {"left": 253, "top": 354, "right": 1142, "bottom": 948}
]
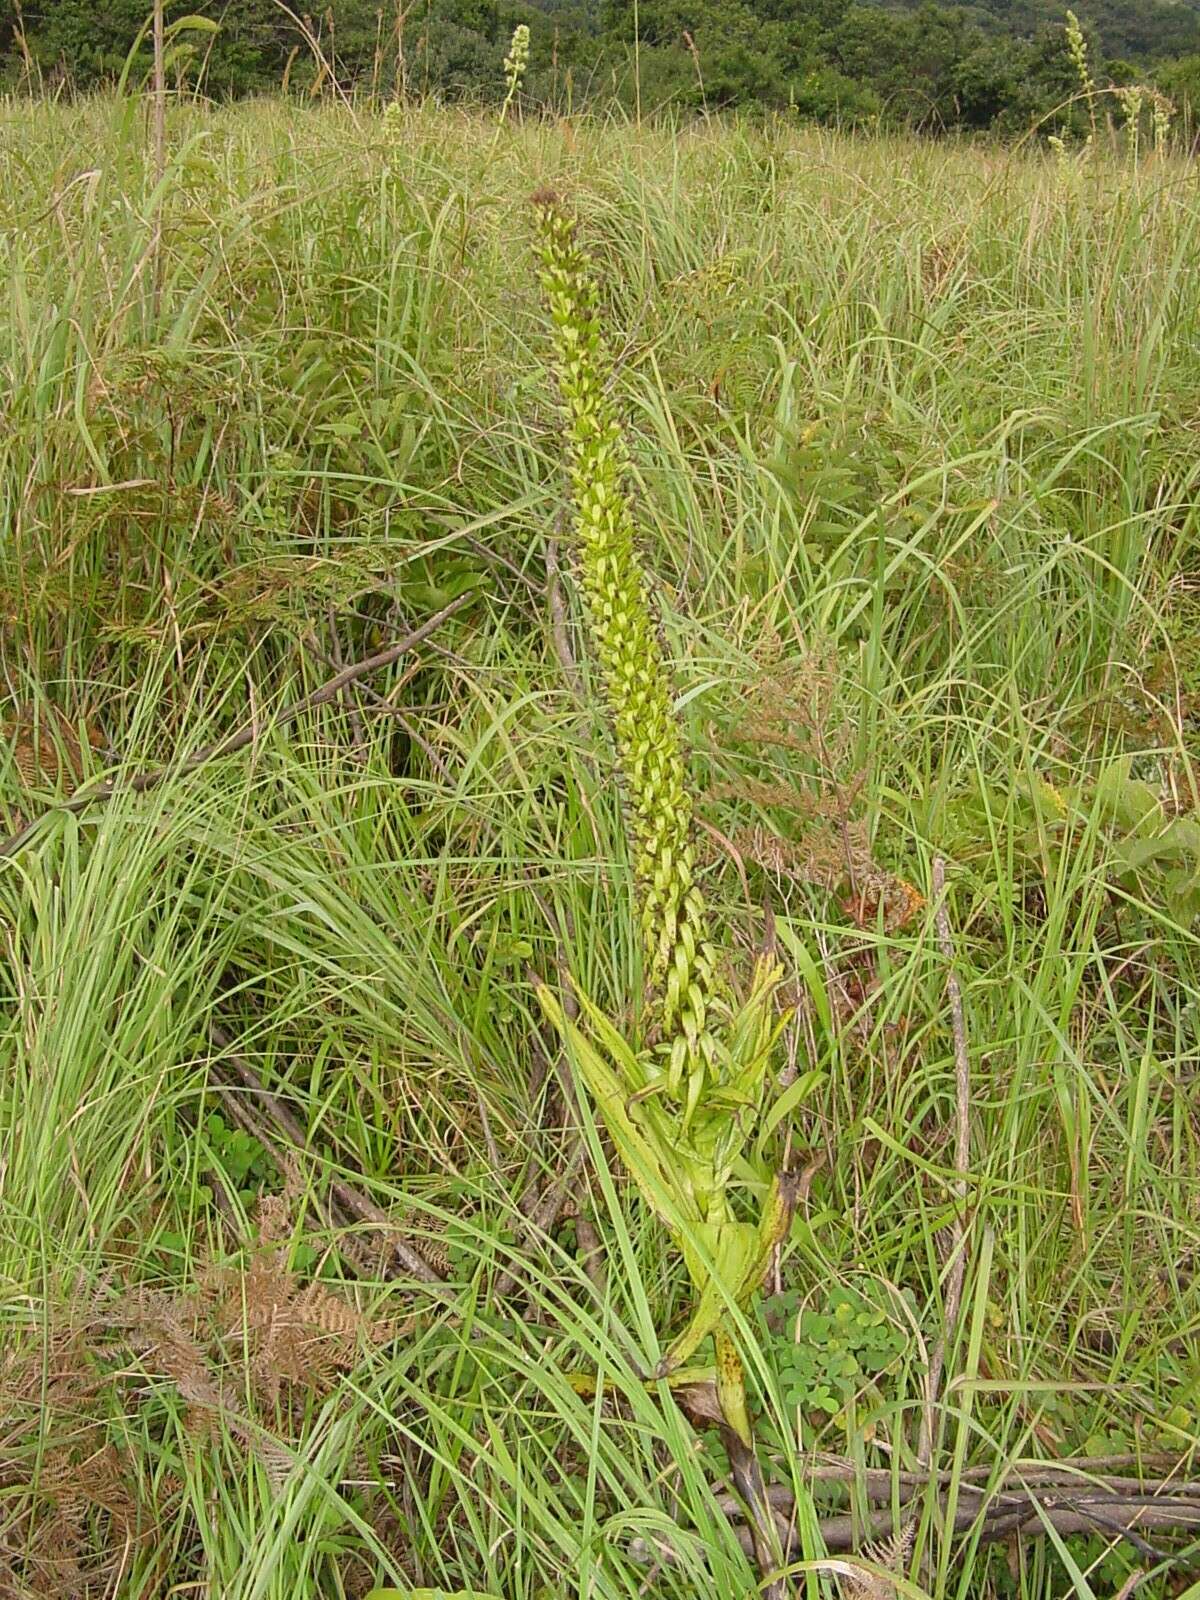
[{"left": 2, "top": 94, "right": 1200, "bottom": 1599}]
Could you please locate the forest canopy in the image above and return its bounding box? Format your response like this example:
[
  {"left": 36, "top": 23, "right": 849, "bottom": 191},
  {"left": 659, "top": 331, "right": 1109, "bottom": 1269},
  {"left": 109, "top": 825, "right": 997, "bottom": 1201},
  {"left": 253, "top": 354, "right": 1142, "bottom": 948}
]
[{"left": 5, "top": 0, "right": 1200, "bottom": 129}]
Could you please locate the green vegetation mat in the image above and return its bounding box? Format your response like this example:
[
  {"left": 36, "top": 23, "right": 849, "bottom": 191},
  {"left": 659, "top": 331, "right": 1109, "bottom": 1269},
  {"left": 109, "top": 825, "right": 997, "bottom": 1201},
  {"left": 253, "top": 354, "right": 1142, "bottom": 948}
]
[{"left": 1, "top": 97, "right": 1199, "bottom": 1599}]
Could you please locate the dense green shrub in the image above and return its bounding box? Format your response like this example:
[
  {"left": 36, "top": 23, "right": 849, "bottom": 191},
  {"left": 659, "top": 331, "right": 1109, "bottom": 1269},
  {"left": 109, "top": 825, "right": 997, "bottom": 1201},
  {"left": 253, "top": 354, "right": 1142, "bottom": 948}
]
[{"left": 6, "top": 0, "right": 1200, "bottom": 127}]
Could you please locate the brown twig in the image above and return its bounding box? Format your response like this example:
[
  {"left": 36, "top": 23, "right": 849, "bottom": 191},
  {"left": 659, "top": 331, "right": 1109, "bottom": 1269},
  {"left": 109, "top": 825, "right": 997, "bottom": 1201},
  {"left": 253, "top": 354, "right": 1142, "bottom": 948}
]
[
  {"left": 490, "top": 1140, "right": 589, "bottom": 1302},
  {"left": 918, "top": 855, "right": 972, "bottom": 1469},
  {"left": 796, "top": 1492, "right": 1200, "bottom": 1557},
  {"left": 300, "top": 630, "right": 448, "bottom": 777},
  {"left": 326, "top": 604, "right": 368, "bottom": 756},
  {"left": 704, "top": 1457, "right": 1200, "bottom": 1573},
  {"left": 1111, "top": 1571, "right": 1151, "bottom": 1600},
  {"left": 305, "top": 636, "right": 451, "bottom": 780},
  {"left": 0, "top": 596, "right": 470, "bottom": 858},
  {"left": 302, "top": 626, "right": 452, "bottom": 780},
  {"left": 354, "top": 674, "right": 450, "bottom": 777},
  {"left": 636, "top": 1477, "right": 1200, "bottom": 1570},
  {"left": 205, "top": 1067, "right": 375, "bottom": 1276},
  {"left": 151, "top": 0, "right": 166, "bottom": 188},
  {"left": 459, "top": 531, "right": 539, "bottom": 594},
  {"left": 716, "top": 1459, "right": 1200, "bottom": 1511}
]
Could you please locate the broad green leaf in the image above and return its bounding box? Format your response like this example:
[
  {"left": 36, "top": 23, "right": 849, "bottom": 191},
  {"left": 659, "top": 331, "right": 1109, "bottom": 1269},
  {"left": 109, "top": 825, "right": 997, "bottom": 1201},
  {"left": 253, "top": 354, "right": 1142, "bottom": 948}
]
[
  {"left": 1093, "top": 759, "right": 1160, "bottom": 830},
  {"left": 569, "top": 985, "right": 646, "bottom": 1088},
  {"left": 714, "top": 1326, "right": 752, "bottom": 1447},
  {"left": 662, "top": 1220, "right": 761, "bottom": 1372},
  {"left": 164, "top": 14, "right": 220, "bottom": 36},
  {"left": 537, "top": 985, "right": 688, "bottom": 1226}
]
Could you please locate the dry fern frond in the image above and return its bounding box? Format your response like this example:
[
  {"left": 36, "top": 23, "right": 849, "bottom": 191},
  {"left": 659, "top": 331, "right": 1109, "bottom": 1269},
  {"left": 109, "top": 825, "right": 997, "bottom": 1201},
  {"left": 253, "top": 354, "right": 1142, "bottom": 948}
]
[
  {"left": 254, "top": 1191, "right": 294, "bottom": 1247},
  {"left": 2, "top": 705, "right": 104, "bottom": 792},
  {"left": 840, "top": 1517, "right": 917, "bottom": 1599},
  {"left": 0, "top": 1320, "right": 162, "bottom": 1599},
  {"left": 115, "top": 1288, "right": 223, "bottom": 1412},
  {"left": 406, "top": 1209, "right": 453, "bottom": 1278},
  {"left": 727, "top": 821, "right": 848, "bottom": 891},
  {"left": 712, "top": 777, "right": 827, "bottom": 815}
]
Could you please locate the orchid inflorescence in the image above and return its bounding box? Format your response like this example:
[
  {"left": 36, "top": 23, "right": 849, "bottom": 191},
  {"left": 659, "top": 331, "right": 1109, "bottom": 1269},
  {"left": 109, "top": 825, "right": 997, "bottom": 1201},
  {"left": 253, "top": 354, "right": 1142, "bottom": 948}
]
[{"left": 532, "top": 192, "right": 814, "bottom": 1452}]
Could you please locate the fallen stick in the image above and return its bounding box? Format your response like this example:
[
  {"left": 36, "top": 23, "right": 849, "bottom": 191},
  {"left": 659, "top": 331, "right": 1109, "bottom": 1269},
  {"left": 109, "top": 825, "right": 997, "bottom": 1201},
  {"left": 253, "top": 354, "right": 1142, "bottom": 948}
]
[
  {"left": 716, "top": 1460, "right": 1200, "bottom": 1509},
  {"left": 632, "top": 1484, "right": 1200, "bottom": 1570},
  {"left": 805, "top": 1451, "right": 1191, "bottom": 1486},
  {"left": 301, "top": 630, "right": 448, "bottom": 778},
  {"left": 324, "top": 603, "right": 369, "bottom": 756},
  {"left": 207, "top": 1066, "right": 381, "bottom": 1279},
  {"left": 805, "top": 1491, "right": 1200, "bottom": 1556},
  {"left": 918, "top": 855, "right": 972, "bottom": 1469},
  {"left": 707, "top": 1467, "right": 1200, "bottom": 1566},
  {"left": 0, "top": 595, "right": 471, "bottom": 857}
]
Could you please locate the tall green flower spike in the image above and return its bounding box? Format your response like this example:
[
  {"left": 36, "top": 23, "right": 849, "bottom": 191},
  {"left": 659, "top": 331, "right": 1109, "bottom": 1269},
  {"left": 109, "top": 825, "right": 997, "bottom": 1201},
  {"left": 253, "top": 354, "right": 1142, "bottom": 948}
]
[
  {"left": 533, "top": 193, "right": 719, "bottom": 1110},
  {"left": 532, "top": 193, "right": 818, "bottom": 1463}
]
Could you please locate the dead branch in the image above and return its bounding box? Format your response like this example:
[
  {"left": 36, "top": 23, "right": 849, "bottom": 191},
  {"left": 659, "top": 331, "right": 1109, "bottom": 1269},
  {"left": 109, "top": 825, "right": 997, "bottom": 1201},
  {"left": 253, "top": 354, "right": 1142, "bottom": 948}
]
[
  {"left": 206, "top": 1067, "right": 377, "bottom": 1277},
  {"left": 918, "top": 855, "right": 972, "bottom": 1468},
  {"left": 325, "top": 603, "right": 368, "bottom": 756},
  {"left": 708, "top": 1456, "right": 1200, "bottom": 1566},
  {"left": 802, "top": 1491, "right": 1200, "bottom": 1557},
  {"left": 300, "top": 629, "right": 449, "bottom": 778},
  {"left": 716, "top": 1461, "right": 1200, "bottom": 1514},
  {"left": 631, "top": 1482, "right": 1200, "bottom": 1571}
]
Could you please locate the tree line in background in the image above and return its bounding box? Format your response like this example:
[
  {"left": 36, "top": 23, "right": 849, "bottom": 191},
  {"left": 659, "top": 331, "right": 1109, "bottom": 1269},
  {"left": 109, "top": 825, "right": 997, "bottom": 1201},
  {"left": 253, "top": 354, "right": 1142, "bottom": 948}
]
[{"left": 4, "top": 0, "right": 1200, "bottom": 134}]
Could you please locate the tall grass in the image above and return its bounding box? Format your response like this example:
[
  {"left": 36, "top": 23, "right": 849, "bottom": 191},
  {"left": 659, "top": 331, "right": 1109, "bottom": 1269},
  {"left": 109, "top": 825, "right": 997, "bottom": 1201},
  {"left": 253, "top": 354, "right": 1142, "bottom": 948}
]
[{"left": 1, "top": 95, "right": 1199, "bottom": 1599}]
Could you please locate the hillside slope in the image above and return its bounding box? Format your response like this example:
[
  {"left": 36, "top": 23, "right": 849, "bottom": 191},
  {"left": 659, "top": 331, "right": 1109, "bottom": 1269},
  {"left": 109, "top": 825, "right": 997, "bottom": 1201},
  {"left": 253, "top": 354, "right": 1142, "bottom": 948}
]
[{"left": 878, "top": 0, "right": 1200, "bottom": 58}]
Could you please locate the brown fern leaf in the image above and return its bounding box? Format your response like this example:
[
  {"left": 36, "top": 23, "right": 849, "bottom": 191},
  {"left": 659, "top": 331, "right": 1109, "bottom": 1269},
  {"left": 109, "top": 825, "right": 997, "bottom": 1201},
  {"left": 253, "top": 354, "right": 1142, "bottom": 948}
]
[
  {"left": 112, "top": 1284, "right": 293, "bottom": 1485},
  {"left": 410, "top": 1213, "right": 453, "bottom": 1278},
  {"left": 2, "top": 705, "right": 105, "bottom": 792},
  {"left": 116, "top": 1288, "right": 223, "bottom": 1412},
  {"left": 841, "top": 1517, "right": 917, "bottom": 1599},
  {"left": 295, "top": 1281, "right": 366, "bottom": 1343},
  {"left": 254, "top": 1159, "right": 308, "bottom": 1246},
  {"left": 254, "top": 1192, "right": 292, "bottom": 1247},
  {"left": 729, "top": 822, "right": 847, "bottom": 891}
]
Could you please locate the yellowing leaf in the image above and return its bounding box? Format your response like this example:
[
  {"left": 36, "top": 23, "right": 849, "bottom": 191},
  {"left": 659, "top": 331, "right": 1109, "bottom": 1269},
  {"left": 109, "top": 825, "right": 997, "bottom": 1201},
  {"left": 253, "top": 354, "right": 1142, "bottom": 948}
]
[
  {"left": 365, "top": 1590, "right": 502, "bottom": 1599},
  {"left": 660, "top": 1219, "right": 760, "bottom": 1373}
]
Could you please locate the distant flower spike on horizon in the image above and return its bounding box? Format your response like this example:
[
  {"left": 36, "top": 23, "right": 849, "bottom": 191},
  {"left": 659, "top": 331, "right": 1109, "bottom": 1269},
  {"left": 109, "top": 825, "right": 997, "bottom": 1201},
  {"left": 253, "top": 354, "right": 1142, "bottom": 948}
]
[
  {"left": 495, "top": 23, "right": 530, "bottom": 138},
  {"left": 504, "top": 24, "right": 530, "bottom": 98}
]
